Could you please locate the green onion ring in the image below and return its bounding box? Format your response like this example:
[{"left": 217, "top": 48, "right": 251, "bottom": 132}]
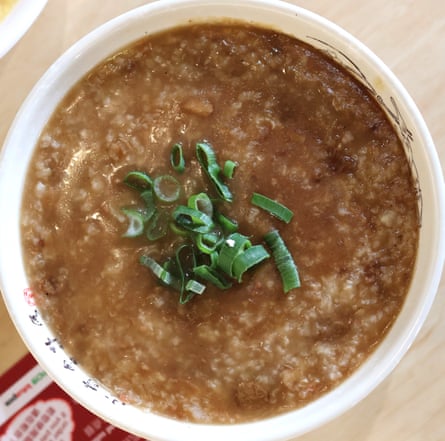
[
  {"left": 223, "top": 160, "right": 238, "bottom": 179},
  {"left": 217, "top": 233, "right": 252, "bottom": 277},
  {"left": 185, "top": 279, "right": 206, "bottom": 295},
  {"left": 264, "top": 229, "right": 301, "bottom": 293},
  {"left": 173, "top": 205, "right": 214, "bottom": 234},
  {"left": 195, "top": 230, "right": 223, "bottom": 254},
  {"left": 188, "top": 192, "right": 213, "bottom": 218},
  {"left": 140, "top": 190, "right": 157, "bottom": 222},
  {"left": 124, "top": 171, "right": 153, "bottom": 192},
  {"left": 139, "top": 255, "right": 179, "bottom": 289},
  {"left": 153, "top": 175, "right": 181, "bottom": 204},
  {"left": 146, "top": 210, "right": 169, "bottom": 241},
  {"left": 251, "top": 192, "right": 294, "bottom": 223},
  {"left": 232, "top": 244, "right": 270, "bottom": 282},
  {"left": 196, "top": 141, "right": 233, "bottom": 203},
  {"left": 194, "top": 265, "right": 232, "bottom": 290},
  {"left": 170, "top": 143, "right": 185, "bottom": 173},
  {"left": 215, "top": 212, "right": 238, "bottom": 234},
  {"left": 121, "top": 208, "right": 145, "bottom": 238}
]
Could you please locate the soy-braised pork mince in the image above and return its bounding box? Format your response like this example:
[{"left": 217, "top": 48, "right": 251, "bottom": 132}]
[{"left": 21, "top": 23, "right": 419, "bottom": 423}]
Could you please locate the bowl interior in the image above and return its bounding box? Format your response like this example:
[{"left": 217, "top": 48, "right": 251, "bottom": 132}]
[{"left": 0, "top": 1, "right": 444, "bottom": 441}]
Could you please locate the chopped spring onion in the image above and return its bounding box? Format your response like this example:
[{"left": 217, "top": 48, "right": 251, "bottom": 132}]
[
  {"left": 179, "top": 291, "right": 197, "bottom": 304},
  {"left": 196, "top": 141, "right": 233, "bottom": 202},
  {"left": 217, "top": 233, "right": 252, "bottom": 277},
  {"left": 180, "top": 279, "right": 206, "bottom": 305},
  {"left": 140, "top": 190, "right": 157, "bottom": 222},
  {"left": 251, "top": 192, "right": 294, "bottom": 223},
  {"left": 146, "top": 210, "right": 169, "bottom": 241},
  {"left": 195, "top": 230, "right": 223, "bottom": 254},
  {"left": 169, "top": 221, "right": 188, "bottom": 237},
  {"left": 124, "top": 171, "right": 153, "bottom": 192},
  {"left": 223, "top": 160, "right": 238, "bottom": 179},
  {"left": 264, "top": 229, "right": 300, "bottom": 293},
  {"left": 185, "top": 279, "right": 206, "bottom": 295},
  {"left": 232, "top": 244, "right": 270, "bottom": 282},
  {"left": 209, "top": 250, "right": 219, "bottom": 268},
  {"left": 144, "top": 245, "right": 203, "bottom": 304},
  {"left": 195, "top": 141, "right": 217, "bottom": 169},
  {"left": 215, "top": 212, "right": 238, "bottom": 234},
  {"left": 153, "top": 175, "right": 181, "bottom": 204},
  {"left": 194, "top": 265, "right": 232, "bottom": 290},
  {"left": 122, "top": 139, "right": 302, "bottom": 303},
  {"left": 121, "top": 208, "right": 145, "bottom": 238},
  {"left": 170, "top": 143, "right": 185, "bottom": 173},
  {"left": 176, "top": 242, "right": 197, "bottom": 265},
  {"left": 139, "top": 255, "right": 179, "bottom": 289},
  {"left": 173, "top": 205, "right": 214, "bottom": 234},
  {"left": 174, "top": 245, "right": 195, "bottom": 302},
  {"left": 188, "top": 192, "right": 213, "bottom": 218}
]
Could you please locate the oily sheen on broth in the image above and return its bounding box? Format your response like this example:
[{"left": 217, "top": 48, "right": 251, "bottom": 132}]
[{"left": 21, "top": 23, "right": 419, "bottom": 423}]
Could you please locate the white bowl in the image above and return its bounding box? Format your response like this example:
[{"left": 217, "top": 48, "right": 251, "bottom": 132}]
[
  {"left": 1, "top": 1, "right": 444, "bottom": 440},
  {"left": 0, "top": 0, "right": 47, "bottom": 58}
]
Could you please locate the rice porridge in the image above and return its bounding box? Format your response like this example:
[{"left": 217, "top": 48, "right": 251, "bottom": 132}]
[{"left": 21, "top": 23, "right": 419, "bottom": 423}]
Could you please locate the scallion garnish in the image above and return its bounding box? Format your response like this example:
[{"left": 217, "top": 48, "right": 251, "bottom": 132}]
[
  {"left": 195, "top": 230, "right": 223, "bottom": 254},
  {"left": 196, "top": 141, "right": 233, "bottom": 202},
  {"left": 251, "top": 192, "right": 294, "bottom": 223},
  {"left": 170, "top": 143, "right": 185, "bottom": 173},
  {"left": 209, "top": 250, "right": 219, "bottom": 268},
  {"left": 185, "top": 279, "right": 206, "bottom": 295},
  {"left": 139, "top": 255, "right": 179, "bottom": 289},
  {"left": 140, "top": 190, "right": 157, "bottom": 222},
  {"left": 264, "top": 229, "right": 301, "bottom": 293},
  {"left": 124, "top": 171, "right": 153, "bottom": 192},
  {"left": 215, "top": 212, "right": 238, "bottom": 234},
  {"left": 172, "top": 205, "right": 214, "bottom": 234},
  {"left": 146, "top": 210, "right": 169, "bottom": 241},
  {"left": 175, "top": 244, "right": 197, "bottom": 302},
  {"left": 121, "top": 208, "right": 145, "bottom": 238},
  {"left": 153, "top": 175, "right": 181, "bottom": 204},
  {"left": 187, "top": 192, "right": 213, "bottom": 218},
  {"left": 223, "top": 160, "right": 238, "bottom": 179},
  {"left": 169, "top": 221, "right": 188, "bottom": 237},
  {"left": 217, "top": 233, "right": 252, "bottom": 278},
  {"left": 122, "top": 140, "right": 301, "bottom": 303},
  {"left": 193, "top": 265, "right": 232, "bottom": 290},
  {"left": 232, "top": 244, "right": 270, "bottom": 282}
]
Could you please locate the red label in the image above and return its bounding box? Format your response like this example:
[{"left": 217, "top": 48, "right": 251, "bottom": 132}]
[{"left": 0, "top": 353, "right": 147, "bottom": 441}]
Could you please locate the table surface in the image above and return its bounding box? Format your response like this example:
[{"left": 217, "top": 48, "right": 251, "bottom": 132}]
[{"left": 1, "top": 1, "right": 444, "bottom": 440}]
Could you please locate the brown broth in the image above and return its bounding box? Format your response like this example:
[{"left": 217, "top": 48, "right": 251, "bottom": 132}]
[{"left": 21, "top": 23, "right": 419, "bottom": 423}]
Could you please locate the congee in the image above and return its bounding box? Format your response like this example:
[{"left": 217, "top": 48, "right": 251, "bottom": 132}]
[{"left": 21, "top": 23, "right": 419, "bottom": 423}]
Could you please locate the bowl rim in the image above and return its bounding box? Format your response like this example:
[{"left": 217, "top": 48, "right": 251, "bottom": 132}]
[{"left": 1, "top": 0, "right": 444, "bottom": 440}]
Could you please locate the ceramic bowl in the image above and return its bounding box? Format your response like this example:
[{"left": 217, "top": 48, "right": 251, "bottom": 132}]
[{"left": 1, "top": 1, "right": 444, "bottom": 440}]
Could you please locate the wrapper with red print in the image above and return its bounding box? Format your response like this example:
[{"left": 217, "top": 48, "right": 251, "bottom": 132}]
[{"left": 0, "top": 353, "right": 146, "bottom": 441}]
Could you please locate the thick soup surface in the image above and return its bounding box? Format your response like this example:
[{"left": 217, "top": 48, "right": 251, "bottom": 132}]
[{"left": 21, "top": 24, "right": 419, "bottom": 423}]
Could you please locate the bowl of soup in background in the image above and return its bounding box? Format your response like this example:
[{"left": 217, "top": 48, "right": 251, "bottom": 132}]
[
  {"left": 0, "top": 0, "right": 47, "bottom": 58},
  {"left": 0, "top": 0, "right": 444, "bottom": 440}
]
